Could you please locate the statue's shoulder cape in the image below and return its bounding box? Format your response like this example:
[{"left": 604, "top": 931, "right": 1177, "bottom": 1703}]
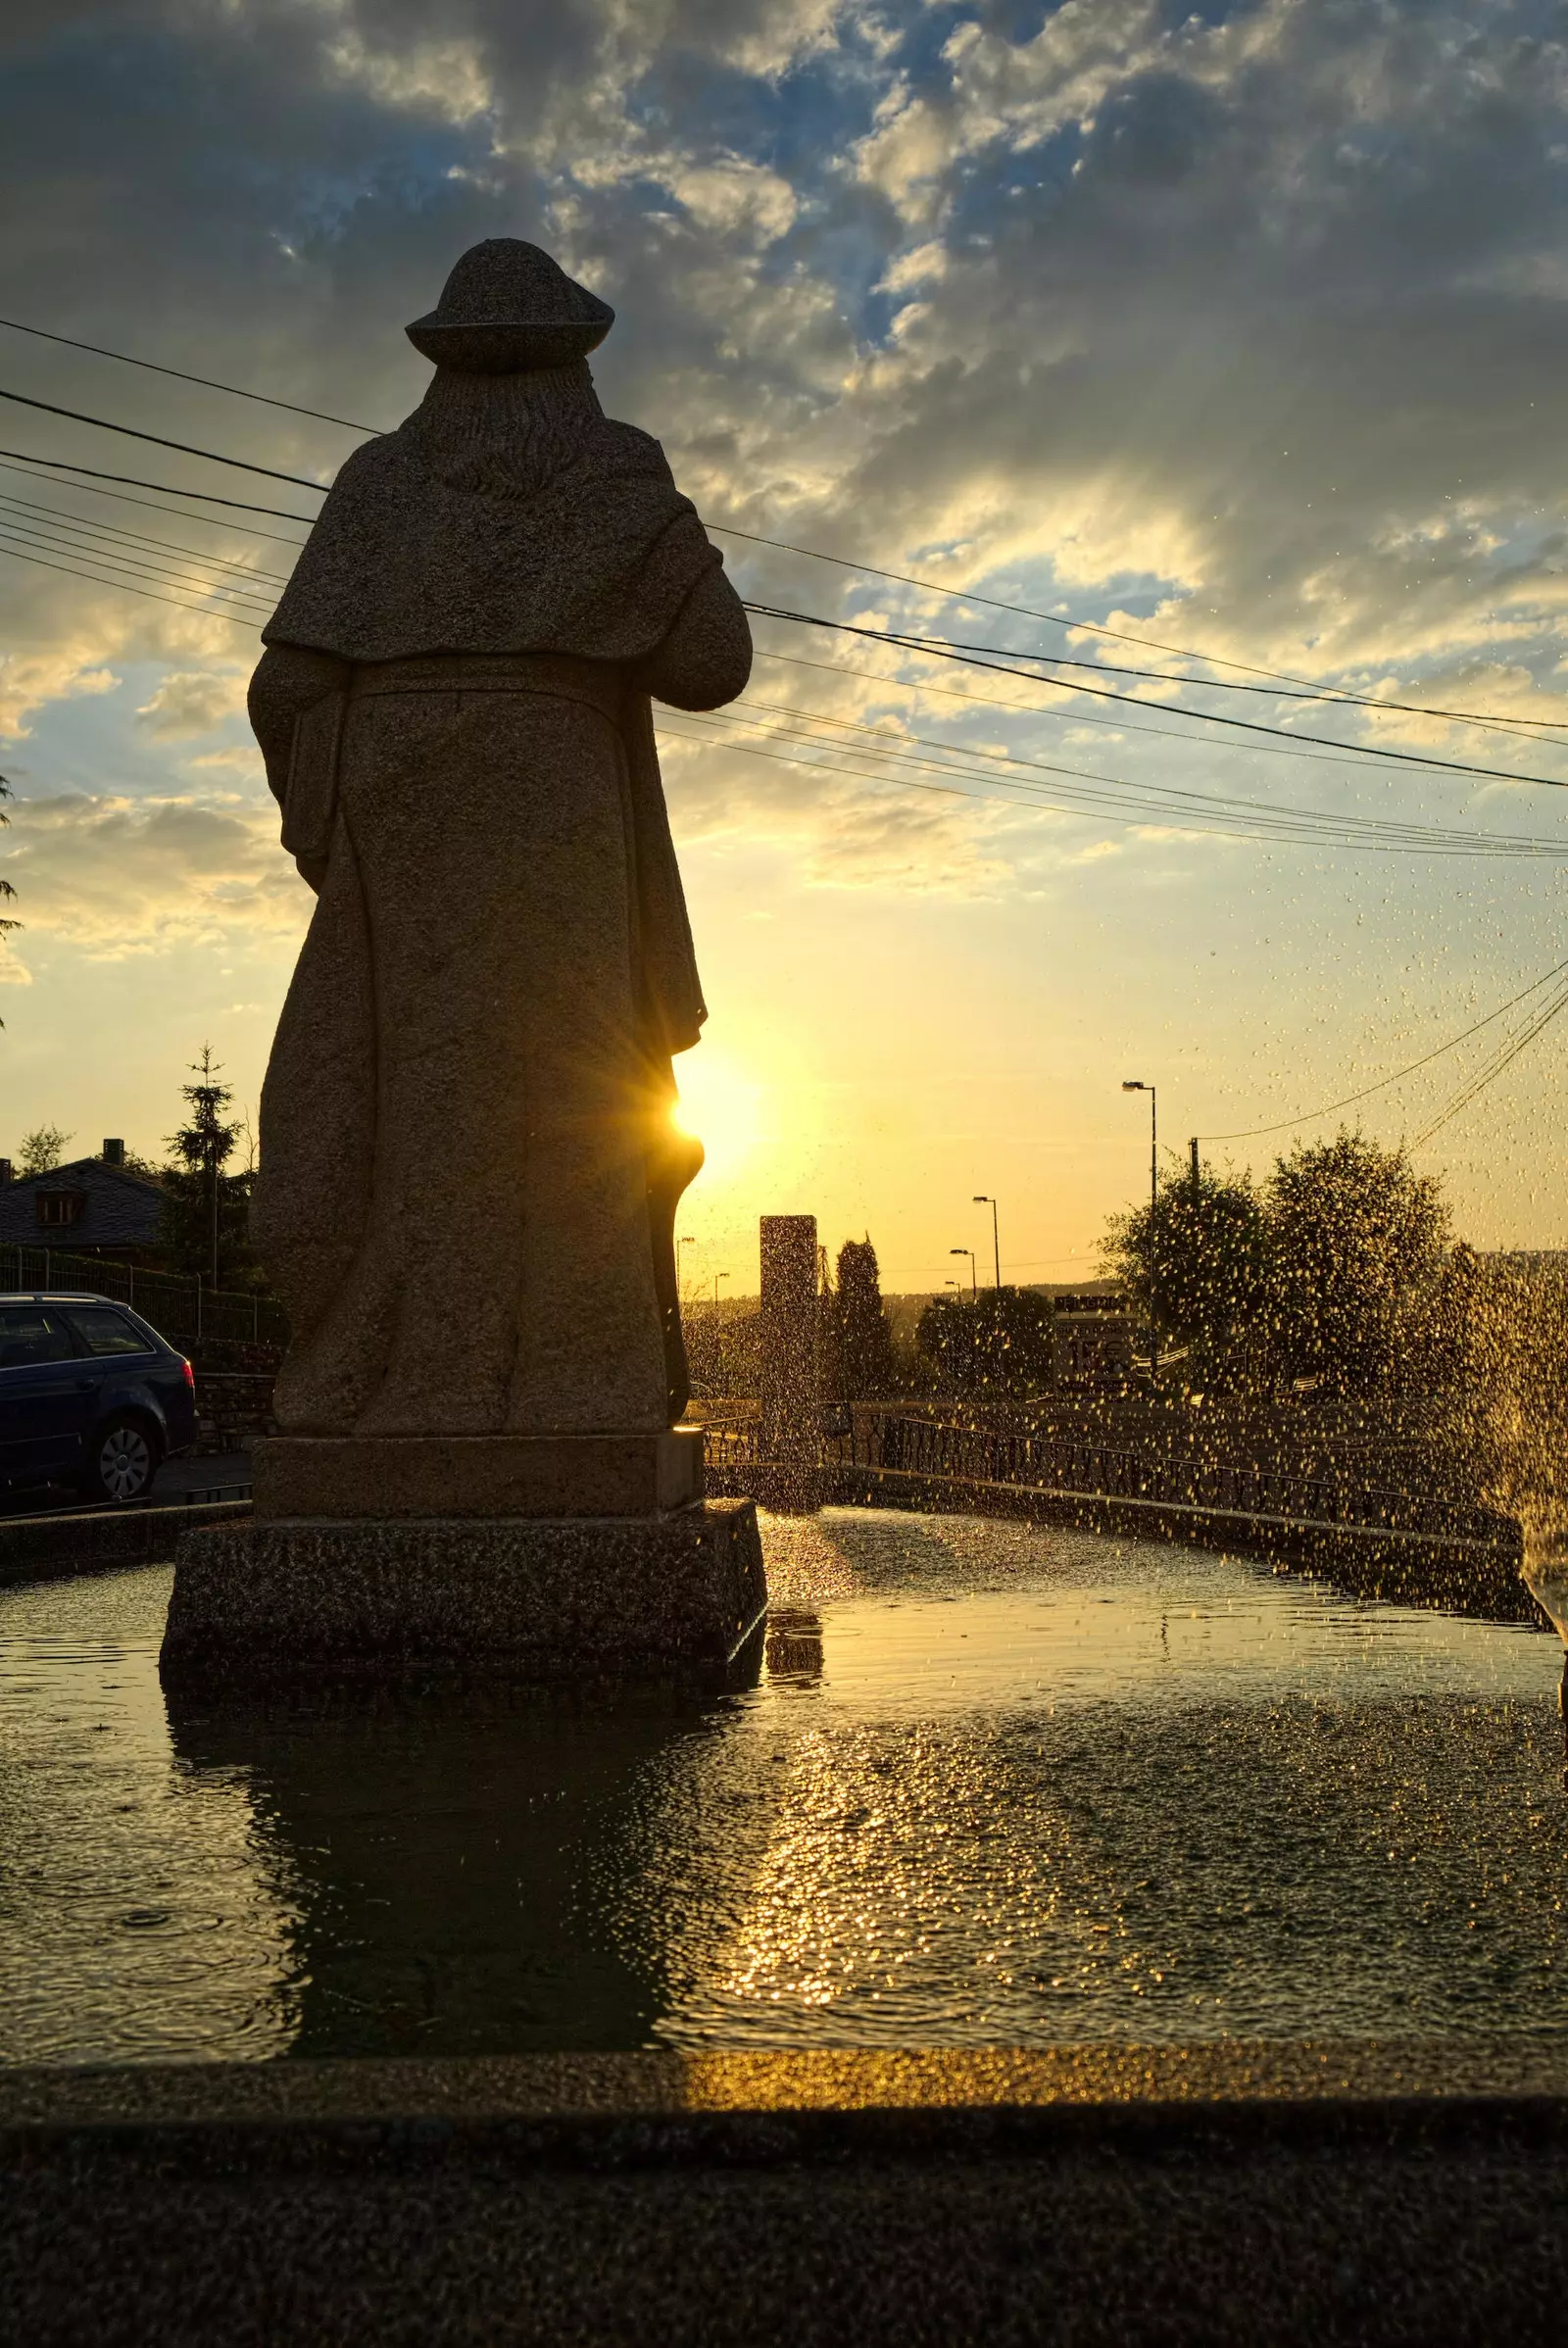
[{"left": 262, "top": 416, "right": 719, "bottom": 665}]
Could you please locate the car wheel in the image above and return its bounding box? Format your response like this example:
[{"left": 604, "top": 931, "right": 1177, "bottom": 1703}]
[{"left": 84, "top": 1419, "right": 159, "bottom": 1504}]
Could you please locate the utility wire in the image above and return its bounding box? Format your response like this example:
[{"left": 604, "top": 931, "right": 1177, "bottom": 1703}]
[
  {"left": 1409, "top": 985, "right": 1568, "bottom": 1147},
  {"left": 0, "top": 539, "right": 262, "bottom": 622},
  {"left": 753, "top": 645, "right": 1416, "bottom": 775},
  {"left": 1201, "top": 954, "right": 1568, "bottom": 1140},
  {"left": 1, "top": 317, "right": 1561, "bottom": 739},
  {"left": 712, "top": 525, "right": 1568, "bottom": 736},
  {"left": 659, "top": 714, "right": 1568, "bottom": 857},
  {"left": 0, "top": 456, "right": 310, "bottom": 545},
  {"left": 0, "top": 387, "right": 328, "bottom": 489},
  {"left": 0, "top": 490, "right": 294, "bottom": 585},
  {"left": 0, "top": 316, "right": 373, "bottom": 431},
  {"left": 730, "top": 695, "right": 1568, "bottom": 854},
  {"left": 744, "top": 605, "right": 1568, "bottom": 790},
  {"left": 0, "top": 522, "right": 274, "bottom": 613},
  {"left": 0, "top": 447, "right": 316, "bottom": 521}
]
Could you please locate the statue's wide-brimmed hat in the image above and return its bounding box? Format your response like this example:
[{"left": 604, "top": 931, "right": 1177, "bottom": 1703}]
[{"left": 406, "top": 239, "right": 614, "bottom": 373}]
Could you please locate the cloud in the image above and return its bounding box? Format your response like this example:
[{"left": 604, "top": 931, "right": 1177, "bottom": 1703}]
[
  {"left": 135, "top": 670, "right": 250, "bottom": 738},
  {"left": 0, "top": 646, "right": 119, "bottom": 741},
  {"left": 0, "top": 0, "right": 1565, "bottom": 900},
  {"left": 0, "top": 791, "right": 305, "bottom": 963}
]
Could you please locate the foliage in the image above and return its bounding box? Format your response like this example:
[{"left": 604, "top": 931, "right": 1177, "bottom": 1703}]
[
  {"left": 1102, "top": 1162, "right": 1267, "bottom": 1383},
  {"left": 1264, "top": 1130, "right": 1448, "bottom": 1392},
  {"left": 915, "top": 1286, "right": 1056, "bottom": 1397},
  {"left": 160, "top": 1046, "right": 256, "bottom": 1287},
  {"left": 1102, "top": 1127, "right": 1450, "bottom": 1394},
  {"left": 17, "top": 1124, "right": 72, "bottom": 1177},
  {"left": 824, "top": 1237, "right": 895, "bottom": 1399}
]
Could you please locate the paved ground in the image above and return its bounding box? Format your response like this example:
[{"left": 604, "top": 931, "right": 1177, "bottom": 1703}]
[
  {"left": 0, "top": 1450, "right": 250, "bottom": 1518},
  {"left": 9, "top": 2091, "right": 1568, "bottom": 2344}
]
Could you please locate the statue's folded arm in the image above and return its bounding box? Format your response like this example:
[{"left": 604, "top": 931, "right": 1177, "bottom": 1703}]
[{"left": 631, "top": 562, "right": 753, "bottom": 712}]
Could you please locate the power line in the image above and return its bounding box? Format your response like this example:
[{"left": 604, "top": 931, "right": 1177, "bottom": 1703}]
[
  {"left": 711, "top": 524, "right": 1568, "bottom": 736},
  {"left": 5, "top": 309, "right": 1563, "bottom": 741},
  {"left": 1409, "top": 984, "right": 1568, "bottom": 1147},
  {"left": 729, "top": 695, "right": 1568, "bottom": 855},
  {"left": 0, "top": 456, "right": 310, "bottom": 546},
  {"left": 1201, "top": 954, "right": 1568, "bottom": 1140},
  {"left": 659, "top": 712, "right": 1568, "bottom": 857},
  {"left": 0, "top": 490, "right": 294, "bottom": 585},
  {"left": 753, "top": 645, "right": 1417, "bottom": 775},
  {"left": 0, "top": 446, "right": 317, "bottom": 522},
  {"left": 0, "top": 387, "right": 329, "bottom": 489},
  {"left": 0, "top": 539, "right": 262, "bottom": 623},
  {"left": 743, "top": 605, "right": 1568, "bottom": 790},
  {"left": 0, "top": 316, "right": 374, "bottom": 431},
  {"left": 0, "top": 520, "right": 274, "bottom": 612}
]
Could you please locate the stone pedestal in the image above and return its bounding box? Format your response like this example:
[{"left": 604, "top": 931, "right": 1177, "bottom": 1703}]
[
  {"left": 163, "top": 1425, "right": 766, "bottom": 1686},
  {"left": 252, "top": 1429, "right": 705, "bottom": 1519},
  {"left": 161, "top": 1494, "right": 766, "bottom": 1685}
]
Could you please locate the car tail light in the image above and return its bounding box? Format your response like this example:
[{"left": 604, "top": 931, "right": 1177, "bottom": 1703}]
[{"left": 181, "top": 1358, "right": 195, "bottom": 1390}]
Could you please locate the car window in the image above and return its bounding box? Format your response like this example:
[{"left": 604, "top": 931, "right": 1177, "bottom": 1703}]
[
  {"left": 64, "top": 1305, "right": 154, "bottom": 1358},
  {"left": 0, "top": 1306, "right": 77, "bottom": 1367}
]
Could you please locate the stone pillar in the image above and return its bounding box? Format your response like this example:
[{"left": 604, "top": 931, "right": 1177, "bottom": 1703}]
[{"left": 760, "top": 1214, "right": 821, "bottom": 1510}]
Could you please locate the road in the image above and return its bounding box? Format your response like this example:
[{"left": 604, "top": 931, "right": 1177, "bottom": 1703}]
[{"left": 0, "top": 1451, "right": 252, "bottom": 1520}]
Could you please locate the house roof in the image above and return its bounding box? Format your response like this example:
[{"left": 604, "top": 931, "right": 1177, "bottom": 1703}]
[{"left": 0, "top": 1157, "right": 168, "bottom": 1253}]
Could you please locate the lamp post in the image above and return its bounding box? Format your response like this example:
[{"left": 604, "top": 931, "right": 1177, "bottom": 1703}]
[
  {"left": 1121, "top": 1080, "right": 1157, "bottom": 1378},
  {"left": 676, "top": 1234, "right": 695, "bottom": 1301},
  {"left": 950, "top": 1247, "right": 977, "bottom": 1299},
  {"left": 714, "top": 1271, "right": 730, "bottom": 1304},
  {"left": 973, "top": 1195, "right": 1001, "bottom": 1288}
]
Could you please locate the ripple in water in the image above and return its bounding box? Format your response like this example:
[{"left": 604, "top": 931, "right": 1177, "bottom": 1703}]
[{"left": 1, "top": 1517, "right": 1563, "bottom": 2064}]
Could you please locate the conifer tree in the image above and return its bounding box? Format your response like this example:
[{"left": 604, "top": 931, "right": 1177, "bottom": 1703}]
[{"left": 161, "top": 1047, "right": 254, "bottom": 1288}]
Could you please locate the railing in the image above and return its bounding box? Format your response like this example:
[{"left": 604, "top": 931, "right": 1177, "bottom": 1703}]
[
  {"left": 699, "top": 1406, "right": 1518, "bottom": 1552},
  {"left": 2, "top": 1244, "right": 289, "bottom": 1349}
]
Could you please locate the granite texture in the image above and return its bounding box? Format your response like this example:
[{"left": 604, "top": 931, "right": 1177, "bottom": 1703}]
[
  {"left": 252, "top": 1429, "right": 703, "bottom": 1519},
  {"left": 160, "top": 1496, "right": 766, "bottom": 1681},
  {"left": 9, "top": 2045, "right": 1568, "bottom": 2344},
  {"left": 405, "top": 238, "right": 614, "bottom": 373},
  {"left": 246, "top": 236, "right": 752, "bottom": 1459}
]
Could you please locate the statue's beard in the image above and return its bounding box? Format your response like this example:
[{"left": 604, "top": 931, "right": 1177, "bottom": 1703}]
[{"left": 413, "top": 362, "right": 604, "bottom": 498}]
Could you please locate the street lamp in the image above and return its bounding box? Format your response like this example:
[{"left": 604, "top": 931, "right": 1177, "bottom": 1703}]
[
  {"left": 950, "top": 1247, "right": 977, "bottom": 1299},
  {"left": 676, "top": 1234, "right": 695, "bottom": 1300},
  {"left": 714, "top": 1270, "right": 730, "bottom": 1304},
  {"left": 1121, "top": 1080, "right": 1157, "bottom": 1377},
  {"left": 973, "top": 1196, "right": 1001, "bottom": 1289}
]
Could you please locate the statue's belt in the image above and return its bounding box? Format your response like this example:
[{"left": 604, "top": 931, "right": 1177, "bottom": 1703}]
[
  {"left": 283, "top": 652, "right": 624, "bottom": 864},
  {"left": 347, "top": 650, "right": 624, "bottom": 721}
]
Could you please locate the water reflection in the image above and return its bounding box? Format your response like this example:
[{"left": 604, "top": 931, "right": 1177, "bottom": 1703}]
[
  {"left": 5, "top": 1517, "right": 1568, "bottom": 2066},
  {"left": 164, "top": 1675, "right": 770, "bottom": 2060}
]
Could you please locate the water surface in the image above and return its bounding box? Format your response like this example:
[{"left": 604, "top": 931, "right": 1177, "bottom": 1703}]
[{"left": 2, "top": 1511, "right": 1563, "bottom": 2064}]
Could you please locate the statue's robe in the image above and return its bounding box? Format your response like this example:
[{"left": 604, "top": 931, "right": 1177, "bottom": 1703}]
[{"left": 248, "top": 390, "right": 750, "bottom": 1439}]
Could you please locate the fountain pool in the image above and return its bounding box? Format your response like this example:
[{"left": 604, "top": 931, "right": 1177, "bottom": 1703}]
[{"left": 3, "top": 1508, "right": 1564, "bottom": 2067}]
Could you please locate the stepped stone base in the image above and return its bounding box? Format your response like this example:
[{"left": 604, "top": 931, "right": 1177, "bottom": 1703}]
[
  {"left": 159, "top": 1498, "right": 766, "bottom": 1685},
  {"left": 252, "top": 1429, "right": 704, "bottom": 1520}
]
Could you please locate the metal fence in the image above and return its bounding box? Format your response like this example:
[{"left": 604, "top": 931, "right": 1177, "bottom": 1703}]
[
  {"left": 701, "top": 1405, "right": 1517, "bottom": 1550},
  {"left": 2, "top": 1245, "right": 288, "bottom": 1349}
]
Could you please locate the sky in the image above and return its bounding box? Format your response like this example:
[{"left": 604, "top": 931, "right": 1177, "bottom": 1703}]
[{"left": 2, "top": 0, "right": 1568, "bottom": 1295}]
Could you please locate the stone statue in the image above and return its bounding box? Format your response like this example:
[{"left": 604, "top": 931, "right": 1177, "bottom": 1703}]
[
  {"left": 247, "top": 239, "right": 749, "bottom": 1447},
  {"left": 162, "top": 241, "right": 766, "bottom": 1680}
]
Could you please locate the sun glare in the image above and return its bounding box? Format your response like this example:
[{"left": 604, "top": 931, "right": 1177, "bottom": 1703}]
[{"left": 670, "top": 1052, "right": 764, "bottom": 1183}]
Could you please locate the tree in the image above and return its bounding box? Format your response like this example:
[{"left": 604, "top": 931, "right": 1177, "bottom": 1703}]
[
  {"left": 1262, "top": 1128, "right": 1448, "bottom": 1393},
  {"left": 17, "top": 1124, "right": 71, "bottom": 1176},
  {"left": 1102, "top": 1159, "right": 1267, "bottom": 1383},
  {"left": 828, "top": 1237, "right": 895, "bottom": 1399},
  {"left": 914, "top": 1285, "right": 1056, "bottom": 1397},
  {"left": 0, "top": 771, "right": 17, "bottom": 1030},
  {"left": 161, "top": 1047, "right": 254, "bottom": 1287}
]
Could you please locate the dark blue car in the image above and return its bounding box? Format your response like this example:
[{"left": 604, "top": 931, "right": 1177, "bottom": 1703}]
[{"left": 0, "top": 1293, "right": 198, "bottom": 1504}]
